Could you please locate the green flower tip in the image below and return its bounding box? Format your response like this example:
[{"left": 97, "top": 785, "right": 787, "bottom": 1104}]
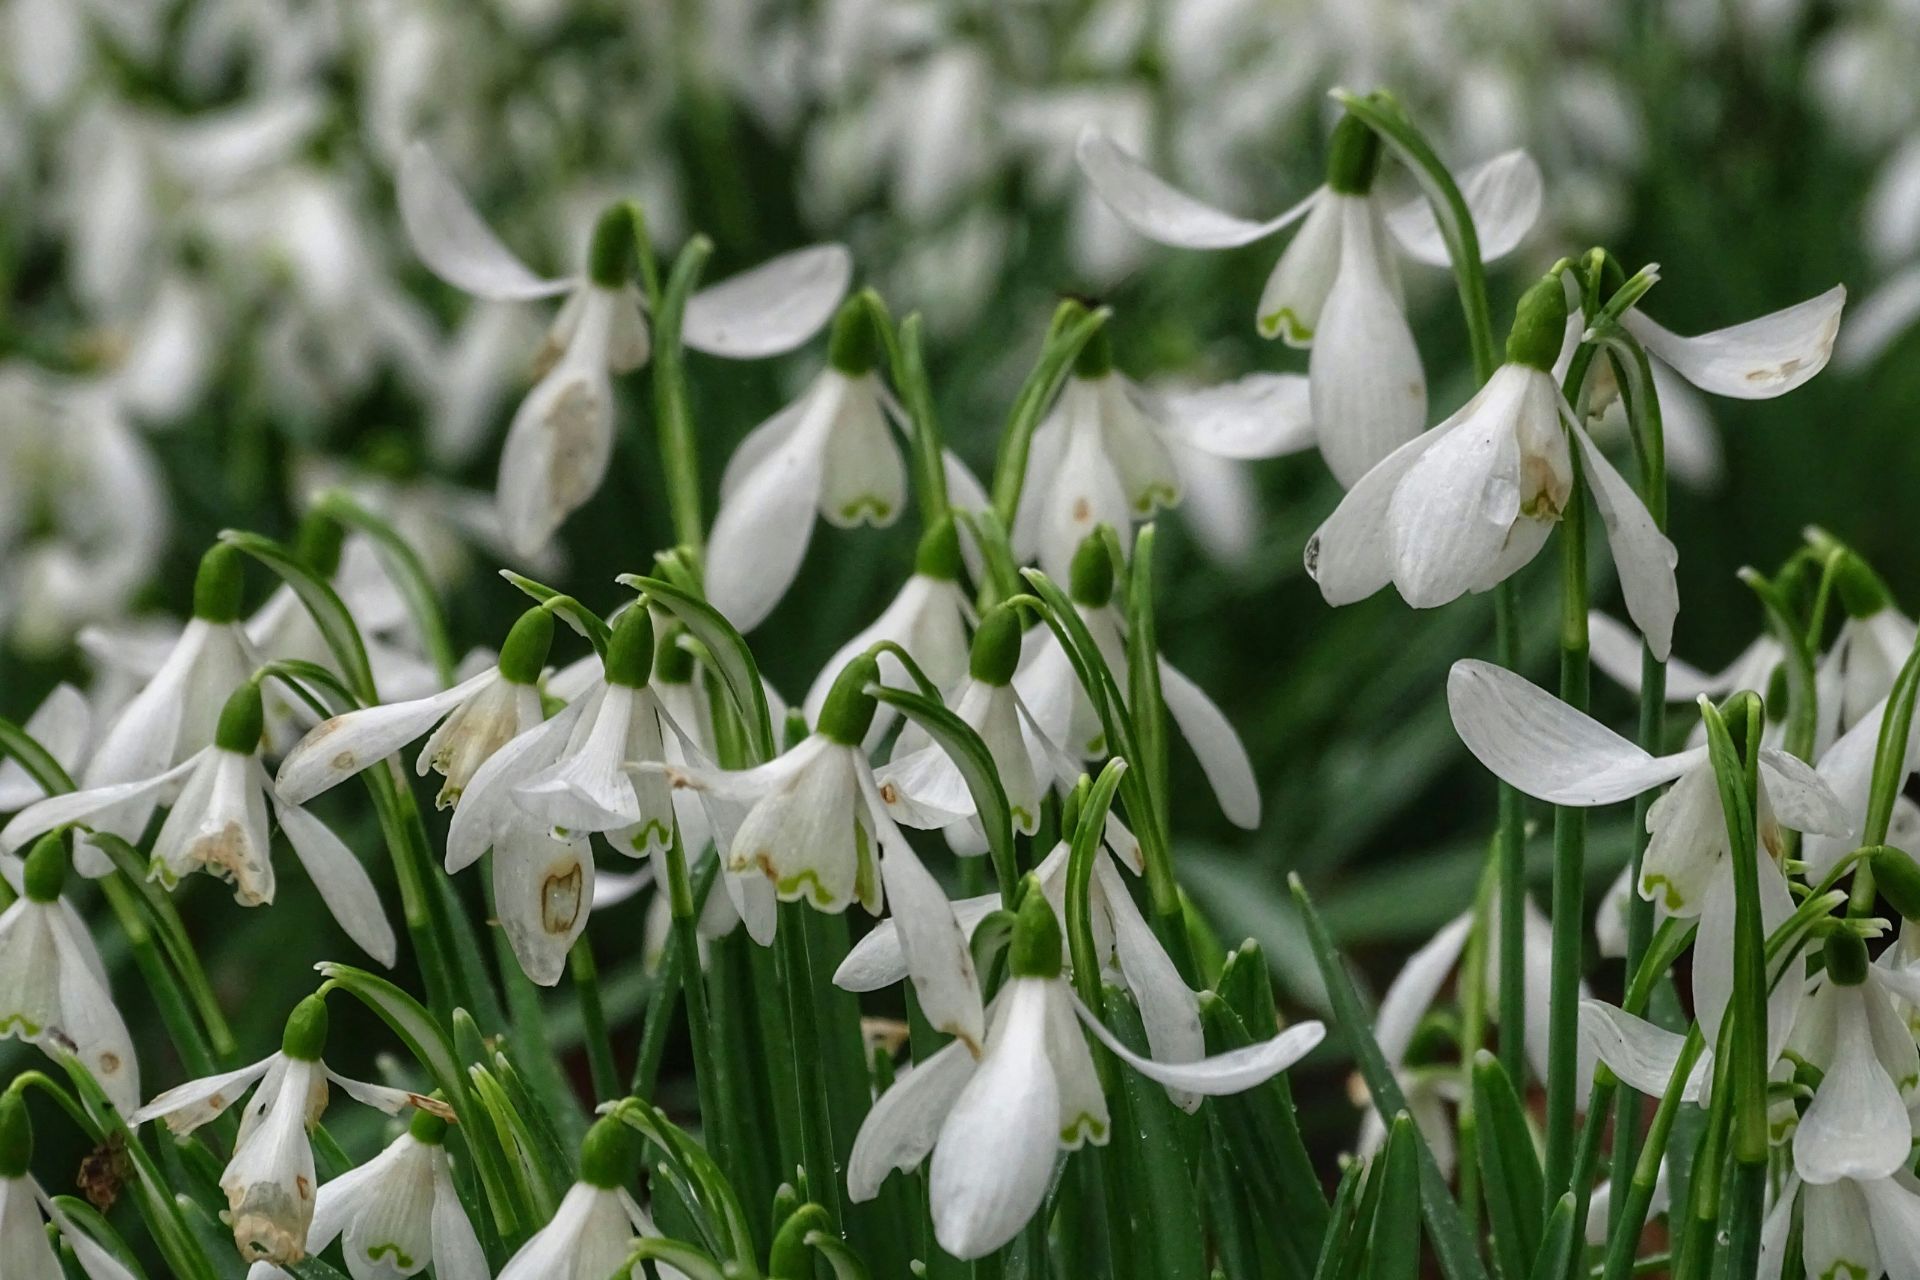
[
  {"left": 915, "top": 516, "right": 963, "bottom": 583},
  {"left": 499, "top": 607, "right": 557, "bottom": 685},
  {"left": 1504, "top": 275, "right": 1569, "bottom": 373},
  {"left": 1072, "top": 324, "right": 1113, "bottom": 380},
  {"left": 1835, "top": 553, "right": 1895, "bottom": 621},
  {"left": 970, "top": 604, "right": 1023, "bottom": 686},
  {"left": 1824, "top": 930, "right": 1869, "bottom": 987},
  {"left": 1008, "top": 877, "right": 1063, "bottom": 979},
  {"left": 605, "top": 606, "right": 656, "bottom": 688},
  {"left": 22, "top": 830, "right": 70, "bottom": 903},
  {"left": 193, "top": 544, "right": 246, "bottom": 623},
  {"left": 652, "top": 623, "right": 694, "bottom": 685},
  {"left": 0, "top": 1090, "right": 30, "bottom": 1178},
  {"left": 215, "top": 681, "right": 267, "bottom": 755},
  {"left": 587, "top": 203, "right": 637, "bottom": 288},
  {"left": 816, "top": 655, "right": 881, "bottom": 746},
  {"left": 293, "top": 511, "right": 346, "bottom": 580},
  {"left": 1325, "top": 115, "right": 1383, "bottom": 195},
  {"left": 1871, "top": 847, "right": 1920, "bottom": 922},
  {"left": 578, "top": 1116, "right": 640, "bottom": 1189},
  {"left": 1069, "top": 535, "right": 1116, "bottom": 608},
  {"left": 408, "top": 1104, "right": 450, "bottom": 1146},
  {"left": 281, "top": 994, "right": 330, "bottom": 1062},
  {"left": 828, "top": 298, "right": 881, "bottom": 376}
]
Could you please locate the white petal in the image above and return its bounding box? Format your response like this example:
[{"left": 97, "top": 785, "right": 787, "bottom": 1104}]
[
  {"left": 1858, "top": 1175, "right": 1920, "bottom": 1280},
  {"left": 872, "top": 743, "right": 976, "bottom": 831},
  {"left": 514, "top": 684, "right": 642, "bottom": 835},
  {"left": 931, "top": 981, "right": 1061, "bottom": 1259},
  {"left": 495, "top": 292, "right": 617, "bottom": 557},
  {"left": 1074, "top": 127, "right": 1317, "bottom": 249},
  {"left": 704, "top": 384, "right": 833, "bottom": 632},
  {"left": 1447, "top": 659, "right": 1696, "bottom": 805},
  {"left": 1154, "top": 373, "right": 1314, "bottom": 460},
  {"left": 491, "top": 827, "right": 593, "bottom": 986},
  {"left": 323, "top": 1069, "right": 420, "bottom": 1115},
  {"left": 870, "top": 794, "right": 985, "bottom": 1049},
  {"left": 818, "top": 374, "right": 907, "bottom": 529},
  {"left": 129, "top": 1054, "right": 274, "bottom": 1133},
  {"left": 0, "top": 683, "right": 89, "bottom": 810},
  {"left": 1098, "top": 856, "right": 1203, "bottom": 1109},
  {"left": 1374, "top": 913, "right": 1473, "bottom": 1068},
  {"left": 1386, "top": 150, "right": 1543, "bottom": 266},
  {"left": 847, "top": 1037, "right": 978, "bottom": 1202},
  {"left": 1803, "top": 1180, "right": 1879, "bottom": 1280},
  {"left": 429, "top": 1149, "right": 490, "bottom": 1280},
  {"left": 835, "top": 890, "right": 1001, "bottom": 993},
  {"left": 395, "top": 143, "right": 572, "bottom": 301},
  {"left": 0, "top": 754, "right": 199, "bottom": 858},
  {"left": 275, "top": 674, "right": 489, "bottom": 805},
  {"left": 1572, "top": 425, "right": 1679, "bottom": 662},
  {"left": 1310, "top": 198, "right": 1427, "bottom": 488},
  {"left": 445, "top": 693, "right": 589, "bottom": 874},
  {"left": 46, "top": 912, "right": 142, "bottom": 1115},
  {"left": 305, "top": 1143, "right": 388, "bottom": 1255},
  {"left": 1303, "top": 427, "right": 1442, "bottom": 605},
  {"left": 1806, "top": 702, "right": 1898, "bottom": 881},
  {"left": 1577, "top": 1000, "right": 1705, "bottom": 1101},
  {"left": 274, "top": 799, "right": 397, "bottom": 967},
  {"left": 45, "top": 1195, "right": 142, "bottom": 1280},
  {"left": 1794, "top": 985, "right": 1912, "bottom": 1184},
  {"left": 1044, "top": 982, "right": 1110, "bottom": 1146},
  {"left": 1157, "top": 659, "right": 1259, "bottom": 828},
  {"left": 1623, "top": 286, "right": 1846, "bottom": 399},
  {"left": 1255, "top": 194, "right": 1344, "bottom": 345},
  {"left": 497, "top": 1182, "right": 602, "bottom": 1280},
  {"left": 718, "top": 394, "right": 808, "bottom": 502},
  {"left": 1072, "top": 992, "right": 1324, "bottom": 1093},
  {"left": 682, "top": 245, "right": 851, "bottom": 359},
  {"left": 1639, "top": 765, "right": 1726, "bottom": 916},
  {"left": 1588, "top": 612, "right": 1767, "bottom": 700},
  {"left": 1757, "top": 750, "right": 1852, "bottom": 839}
]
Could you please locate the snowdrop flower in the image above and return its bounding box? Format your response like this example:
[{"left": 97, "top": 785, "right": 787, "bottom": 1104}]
[
  {"left": 515, "top": 607, "right": 679, "bottom": 858},
  {"left": 705, "top": 301, "right": 902, "bottom": 632},
  {"left": 498, "top": 1118, "right": 686, "bottom": 1280},
  {"left": 69, "top": 544, "right": 259, "bottom": 848},
  {"left": 0, "top": 683, "right": 89, "bottom": 813},
  {"left": 1804, "top": 692, "right": 1920, "bottom": 882},
  {"left": 1014, "top": 537, "right": 1261, "bottom": 829},
  {"left": 1786, "top": 936, "right": 1920, "bottom": 1186},
  {"left": 1077, "top": 122, "right": 1541, "bottom": 486},
  {"left": 0, "top": 1091, "right": 139, "bottom": 1280},
  {"left": 848, "top": 886, "right": 1324, "bottom": 1259},
  {"left": 662, "top": 654, "right": 984, "bottom": 1043},
  {"left": 303, "top": 1107, "right": 487, "bottom": 1280},
  {"left": 131, "top": 996, "right": 435, "bottom": 1266},
  {"left": 1758, "top": 1170, "right": 1920, "bottom": 1280},
  {"left": 1449, "top": 659, "right": 1848, "bottom": 1050},
  {"left": 0, "top": 833, "right": 140, "bottom": 1113},
  {"left": 277, "top": 606, "right": 555, "bottom": 810},
  {"left": 397, "top": 143, "right": 850, "bottom": 555},
  {"left": 1587, "top": 611, "right": 1784, "bottom": 709},
  {"left": 1309, "top": 277, "right": 1679, "bottom": 659},
  {"left": 802, "top": 517, "right": 973, "bottom": 729},
  {"left": 1012, "top": 330, "right": 1314, "bottom": 582},
  {"left": 1814, "top": 555, "right": 1915, "bottom": 745},
  {"left": 4, "top": 682, "right": 398, "bottom": 966}
]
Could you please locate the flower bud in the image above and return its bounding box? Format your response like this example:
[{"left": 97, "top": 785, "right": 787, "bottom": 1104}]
[
  {"left": 1069, "top": 535, "right": 1115, "bottom": 607},
  {"left": 970, "top": 604, "right": 1023, "bottom": 686},
  {"left": 587, "top": 204, "right": 637, "bottom": 289},
  {"left": 1325, "top": 115, "right": 1383, "bottom": 195},
  {"left": 498, "top": 607, "right": 557, "bottom": 686},
  {"left": 194, "top": 544, "right": 246, "bottom": 623},
  {"left": 408, "top": 1104, "right": 450, "bottom": 1146},
  {"left": 1871, "top": 847, "right": 1920, "bottom": 921},
  {"left": 1008, "top": 877, "right": 1063, "bottom": 979},
  {"left": 22, "top": 830, "right": 70, "bottom": 903},
  {"left": 915, "top": 516, "right": 963, "bottom": 583},
  {"left": 605, "top": 607, "right": 656, "bottom": 689},
  {"left": 827, "top": 299, "right": 881, "bottom": 376},
  {"left": 215, "top": 681, "right": 267, "bottom": 755},
  {"left": 578, "top": 1116, "right": 640, "bottom": 1189},
  {"left": 1504, "top": 276, "right": 1569, "bottom": 373},
  {"left": 653, "top": 623, "right": 694, "bottom": 685},
  {"left": 816, "top": 655, "right": 881, "bottom": 746},
  {"left": 1073, "top": 325, "right": 1113, "bottom": 379},
  {"left": 1835, "top": 553, "right": 1895, "bottom": 621},
  {"left": 294, "top": 512, "right": 345, "bottom": 580},
  {"left": 1824, "top": 931, "right": 1869, "bottom": 987},
  {"left": 281, "top": 995, "right": 330, "bottom": 1062},
  {"left": 0, "top": 1091, "right": 31, "bottom": 1178}
]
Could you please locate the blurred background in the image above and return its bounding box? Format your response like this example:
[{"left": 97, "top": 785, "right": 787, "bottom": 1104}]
[{"left": 4, "top": 0, "right": 1920, "bottom": 1157}]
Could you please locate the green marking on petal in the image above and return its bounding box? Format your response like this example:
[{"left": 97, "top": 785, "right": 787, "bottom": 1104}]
[
  {"left": 1260, "top": 310, "right": 1314, "bottom": 344},
  {"left": 837, "top": 496, "right": 895, "bottom": 524},
  {"left": 625, "top": 820, "right": 672, "bottom": 854}
]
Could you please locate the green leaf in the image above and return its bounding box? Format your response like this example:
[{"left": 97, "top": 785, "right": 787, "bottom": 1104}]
[
  {"left": 50, "top": 1195, "right": 149, "bottom": 1277},
  {"left": 1125, "top": 524, "right": 1168, "bottom": 833},
  {"left": 620, "top": 574, "right": 776, "bottom": 763},
  {"left": 499, "top": 570, "right": 613, "bottom": 656},
  {"left": 1290, "top": 874, "right": 1491, "bottom": 1280},
  {"left": 1472, "top": 1050, "right": 1545, "bottom": 1280},
  {"left": 1526, "top": 1194, "right": 1578, "bottom": 1280},
  {"left": 316, "top": 963, "right": 462, "bottom": 1098},
  {"left": 1368, "top": 1114, "right": 1422, "bottom": 1280},
  {"left": 220, "top": 528, "right": 376, "bottom": 702},
  {"left": 315, "top": 489, "right": 459, "bottom": 686},
  {"left": 1311, "top": 1160, "right": 1365, "bottom": 1280},
  {"left": 1102, "top": 985, "right": 1209, "bottom": 1280},
  {"left": 0, "top": 713, "right": 75, "bottom": 792},
  {"left": 870, "top": 684, "right": 1017, "bottom": 903}
]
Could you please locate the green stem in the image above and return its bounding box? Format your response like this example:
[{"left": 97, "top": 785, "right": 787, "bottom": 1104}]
[
  {"left": 663, "top": 828, "right": 734, "bottom": 1180},
  {"left": 569, "top": 936, "right": 619, "bottom": 1103},
  {"left": 98, "top": 875, "right": 216, "bottom": 1078},
  {"left": 651, "top": 237, "right": 715, "bottom": 552},
  {"left": 1494, "top": 585, "right": 1528, "bottom": 1089},
  {"left": 777, "top": 902, "right": 843, "bottom": 1230},
  {"left": 1599, "top": 1029, "right": 1704, "bottom": 1280}
]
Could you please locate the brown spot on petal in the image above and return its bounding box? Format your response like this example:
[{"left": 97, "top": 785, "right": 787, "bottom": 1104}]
[
  {"left": 879, "top": 782, "right": 899, "bottom": 805},
  {"left": 1072, "top": 497, "right": 1091, "bottom": 521},
  {"left": 410, "top": 1093, "right": 457, "bottom": 1121},
  {"left": 331, "top": 750, "right": 356, "bottom": 770},
  {"left": 541, "top": 864, "right": 584, "bottom": 936},
  {"left": 98, "top": 1052, "right": 121, "bottom": 1074}
]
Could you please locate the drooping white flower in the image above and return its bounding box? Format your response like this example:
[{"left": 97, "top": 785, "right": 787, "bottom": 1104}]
[
  {"left": 1012, "top": 343, "right": 1314, "bottom": 582},
  {"left": 69, "top": 544, "right": 260, "bottom": 849},
  {"left": 1309, "top": 278, "right": 1679, "bottom": 659},
  {"left": 1013, "top": 538, "right": 1260, "bottom": 829},
  {"left": 0, "top": 1092, "right": 140, "bottom": 1280},
  {"left": 801, "top": 517, "right": 974, "bottom": 730},
  {"left": 1804, "top": 693, "right": 1920, "bottom": 881},
  {"left": 1758, "top": 1170, "right": 1920, "bottom": 1280},
  {"left": 276, "top": 606, "right": 555, "bottom": 810},
  {"left": 130, "top": 996, "right": 435, "bottom": 1267},
  {"left": 498, "top": 1119, "right": 687, "bottom": 1280},
  {"left": 1078, "top": 124, "right": 1541, "bottom": 486},
  {"left": 1787, "top": 946, "right": 1920, "bottom": 1186},
  {"left": 662, "top": 654, "right": 983, "bottom": 1043},
  {"left": 0, "top": 833, "right": 140, "bottom": 1114},
  {"left": 0, "top": 683, "right": 89, "bottom": 814},
  {"left": 847, "top": 888, "right": 1323, "bottom": 1260},
  {"left": 303, "top": 1108, "right": 487, "bottom": 1280},
  {"left": 3, "top": 683, "right": 398, "bottom": 966},
  {"left": 397, "top": 142, "right": 849, "bottom": 555}
]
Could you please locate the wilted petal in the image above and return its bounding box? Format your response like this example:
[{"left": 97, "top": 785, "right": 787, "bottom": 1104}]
[
  {"left": 276, "top": 673, "right": 491, "bottom": 806},
  {"left": 130, "top": 1055, "right": 275, "bottom": 1133}
]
